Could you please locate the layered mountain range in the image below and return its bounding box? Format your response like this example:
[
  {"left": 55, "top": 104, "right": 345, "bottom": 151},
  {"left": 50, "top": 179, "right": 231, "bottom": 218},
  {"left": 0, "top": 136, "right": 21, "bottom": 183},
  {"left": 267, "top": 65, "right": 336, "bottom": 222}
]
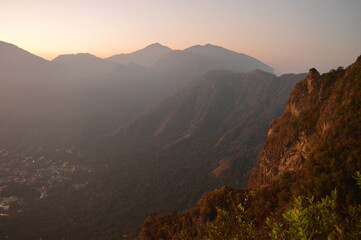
[
  {"left": 0, "top": 40, "right": 272, "bottom": 148},
  {"left": 0, "top": 40, "right": 313, "bottom": 239}
]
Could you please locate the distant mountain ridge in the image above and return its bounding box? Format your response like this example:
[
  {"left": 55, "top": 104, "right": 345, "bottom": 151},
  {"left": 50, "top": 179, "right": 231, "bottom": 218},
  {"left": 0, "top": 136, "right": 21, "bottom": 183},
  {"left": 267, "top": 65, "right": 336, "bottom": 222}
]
[
  {"left": 106, "top": 43, "right": 173, "bottom": 67},
  {"left": 0, "top": 41, "right": 48, "bottom": 65},
  {"left": 105, "top": 43, "right": 273, "bottom": 73},
  {"left": 0, "top": 40, "right": 275, "bottom": 148},
  {"left": 53, "top": 53, "right": 117, "bottom": 76},
  {"left": 1, "top": 40, "right": 272, "bottom": 75},
  {"left": 185, "top": 44, "right": 273, "bottom": 73},
  {"left": 106, "top": 43, "right": 172, "bottom": 67},
  {"left": 0, "top": 41, "right": 61, "bottom": 82}
]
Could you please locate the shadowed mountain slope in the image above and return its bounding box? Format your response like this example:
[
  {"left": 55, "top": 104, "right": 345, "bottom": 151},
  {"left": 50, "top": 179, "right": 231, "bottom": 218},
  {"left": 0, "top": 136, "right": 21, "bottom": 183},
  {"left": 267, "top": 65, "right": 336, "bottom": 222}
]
[{"left": 86, "top": 70, "right": 304, "bottom": 236}]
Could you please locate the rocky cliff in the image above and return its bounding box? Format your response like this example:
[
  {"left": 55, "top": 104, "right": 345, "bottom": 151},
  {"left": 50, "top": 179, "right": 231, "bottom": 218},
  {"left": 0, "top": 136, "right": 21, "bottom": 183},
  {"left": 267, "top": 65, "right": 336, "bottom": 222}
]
[{"left": 249, "top": 56, "right": 361, "bottom": 188}]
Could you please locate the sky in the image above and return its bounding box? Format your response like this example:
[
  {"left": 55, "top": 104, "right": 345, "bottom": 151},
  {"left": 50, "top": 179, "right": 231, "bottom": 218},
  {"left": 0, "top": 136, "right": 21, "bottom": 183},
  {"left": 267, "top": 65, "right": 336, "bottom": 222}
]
[{"left": 1, "top": 0, "right": 360, "bottom": 74}]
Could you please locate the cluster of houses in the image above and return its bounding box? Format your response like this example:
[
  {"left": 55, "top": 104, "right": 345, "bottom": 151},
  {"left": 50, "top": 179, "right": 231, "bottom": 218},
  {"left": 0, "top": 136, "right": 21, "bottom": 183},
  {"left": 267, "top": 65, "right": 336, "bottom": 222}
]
[{"left": 0, "top": 147, "right": 89, "bottom": 216}]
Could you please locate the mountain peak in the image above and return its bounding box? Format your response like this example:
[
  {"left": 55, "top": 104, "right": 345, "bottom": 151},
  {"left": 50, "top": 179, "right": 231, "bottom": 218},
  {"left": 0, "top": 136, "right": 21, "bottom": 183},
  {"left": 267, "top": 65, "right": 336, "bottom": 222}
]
[
  {"left": 0, "top": 40, "right": 49, "bottom": 64},
  {"left": 0, "top": 40, "right": 18, "bottom": 48},
  {"left": 53, "top": 53, "right": 101, "bottom": 61},
  {"left": 184, "top": 43, "right": 273, "bottom": 73},
  {"left": 356, "top": 54, "right": 361, "bottom": 63},
  {"left": 203, "top": 43, "right": 224, "bottom": 49},
  {"left": 306, "top": 68, "right": 321, "bottom": 93},
  {"left": 308, "top": 67, "right": 319, "bottom": 75},
  {"left": 137, "top": 43, "right": 172, "bottom": 52},
  {"left": 106, "top": 43, "right": 172, "bottom": 67},
  {"left": 185, "top": 43, "right": 223, "bottom": 51},
  {"left": 145, "top": 42, "right": 169, "bottom": 49},
  {"left": 52, "top": 52, "right": 116, "bottom": 76}
]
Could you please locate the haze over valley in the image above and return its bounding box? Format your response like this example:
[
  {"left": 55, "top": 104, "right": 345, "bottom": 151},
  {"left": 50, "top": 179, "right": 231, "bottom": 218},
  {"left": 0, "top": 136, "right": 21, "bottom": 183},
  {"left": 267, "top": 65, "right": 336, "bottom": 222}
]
[
  {"left": 1, "top": 1, "right": 361, "bottom": 239},
  {"left": 0, "top": 40, "right": 291, "bottom": 238}
]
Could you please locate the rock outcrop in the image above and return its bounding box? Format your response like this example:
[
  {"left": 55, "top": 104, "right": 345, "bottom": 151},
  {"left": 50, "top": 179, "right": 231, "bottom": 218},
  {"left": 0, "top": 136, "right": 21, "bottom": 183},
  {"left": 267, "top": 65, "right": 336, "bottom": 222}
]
[{"left": 249, "top": 58, "right": 361, "bottom": 188}]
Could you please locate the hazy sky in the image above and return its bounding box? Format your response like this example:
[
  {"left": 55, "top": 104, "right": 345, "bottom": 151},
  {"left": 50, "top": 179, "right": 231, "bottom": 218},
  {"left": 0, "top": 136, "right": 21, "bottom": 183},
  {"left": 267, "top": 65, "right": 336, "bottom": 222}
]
[{"left": 1, "top": 0, "right": 360, "bottom": 73}]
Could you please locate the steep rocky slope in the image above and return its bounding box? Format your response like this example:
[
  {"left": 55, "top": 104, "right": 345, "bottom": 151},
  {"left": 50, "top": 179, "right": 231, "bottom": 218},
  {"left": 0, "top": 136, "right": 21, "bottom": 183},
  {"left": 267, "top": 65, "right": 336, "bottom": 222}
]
[{"left": 249, "top": 57, "right": 361, "bottom": 188}]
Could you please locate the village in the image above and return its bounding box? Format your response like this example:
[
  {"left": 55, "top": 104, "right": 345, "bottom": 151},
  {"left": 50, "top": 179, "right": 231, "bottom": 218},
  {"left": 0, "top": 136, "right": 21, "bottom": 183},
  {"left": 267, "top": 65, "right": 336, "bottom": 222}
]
[{"left": 0, "top": 147, "right": 91, "bottom": 217}]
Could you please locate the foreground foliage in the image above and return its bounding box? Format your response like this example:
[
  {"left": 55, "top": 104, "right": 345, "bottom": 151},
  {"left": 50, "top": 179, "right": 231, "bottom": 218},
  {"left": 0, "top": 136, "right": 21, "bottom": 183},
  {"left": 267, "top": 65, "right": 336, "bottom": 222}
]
[
  {"left": 267, "top": 187, "right": 361, "bottom": 240},
  {"left": 139, "top": 173, "right": 361, "bottom": 240}
]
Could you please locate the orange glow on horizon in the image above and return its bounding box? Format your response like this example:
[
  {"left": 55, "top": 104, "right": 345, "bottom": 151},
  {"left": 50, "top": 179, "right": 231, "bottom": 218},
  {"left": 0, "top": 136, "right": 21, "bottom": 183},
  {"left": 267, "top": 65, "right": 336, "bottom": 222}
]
[{"left": 1, "top": 0, "right": 360, "bottom": 73}]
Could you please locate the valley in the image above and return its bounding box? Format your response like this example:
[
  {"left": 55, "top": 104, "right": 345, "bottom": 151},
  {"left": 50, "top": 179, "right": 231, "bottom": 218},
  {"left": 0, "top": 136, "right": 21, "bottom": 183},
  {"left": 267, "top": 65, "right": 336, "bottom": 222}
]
[
  {"left": 1, "top": 39, "right": 359, "bottom": 240},
  {"left": 0, "top": 41, "right": 282, "bottom": 239}
]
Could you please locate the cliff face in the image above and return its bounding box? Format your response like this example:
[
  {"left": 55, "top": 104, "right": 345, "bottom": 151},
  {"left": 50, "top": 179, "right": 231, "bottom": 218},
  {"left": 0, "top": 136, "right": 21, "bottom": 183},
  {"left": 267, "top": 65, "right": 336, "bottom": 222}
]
[{"left": 249, "top": 58, "right": 361, "bottom": 188}]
